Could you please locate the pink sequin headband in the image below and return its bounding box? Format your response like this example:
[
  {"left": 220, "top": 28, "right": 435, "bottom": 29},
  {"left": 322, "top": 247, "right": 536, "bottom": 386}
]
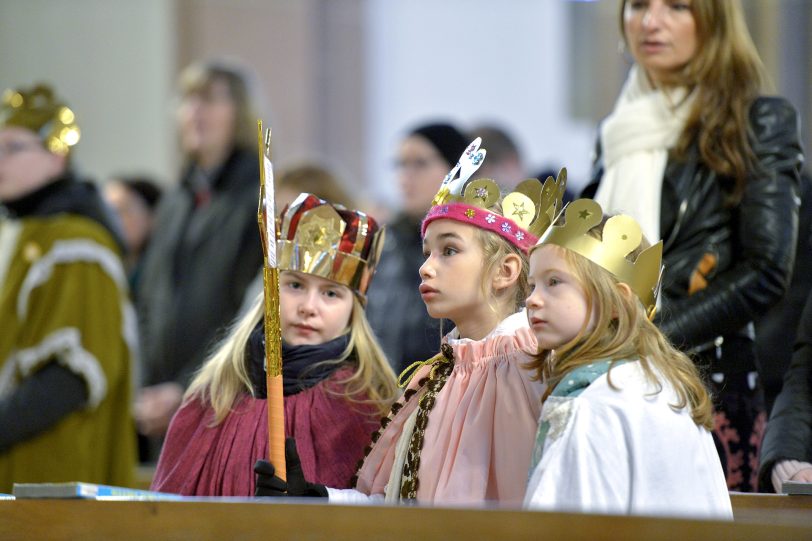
[
  {"left": 421, "top": 137, "right": 566, "bottom": 256},
  {"left": 421, "top": 202, "right": 538, "bottom": 254}
]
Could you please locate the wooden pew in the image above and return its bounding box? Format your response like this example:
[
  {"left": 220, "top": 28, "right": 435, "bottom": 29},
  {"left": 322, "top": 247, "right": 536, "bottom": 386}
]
[
  {"left": 730, "top": 492, "right": 812, "bottom": 526},
  {"left": 1, "top": 498, "right": 811, "bottom": 541}
]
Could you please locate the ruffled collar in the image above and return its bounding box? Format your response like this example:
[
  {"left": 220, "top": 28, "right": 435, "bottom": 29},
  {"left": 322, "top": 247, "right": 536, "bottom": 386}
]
[{"left": 445, "top": 309, "right": 528, "bottom": 346}]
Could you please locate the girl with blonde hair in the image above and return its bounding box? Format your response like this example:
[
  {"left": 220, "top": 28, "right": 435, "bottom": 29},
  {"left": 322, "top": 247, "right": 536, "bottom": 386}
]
[
  {"left": 257, "top": 140, "right": 560, "bottom": 505},
  {"left": 151, "top": 193, "right": 397, "bottom": 496},
  {"left": 523, "top": 199, "right": 731, "bottom": 518}
]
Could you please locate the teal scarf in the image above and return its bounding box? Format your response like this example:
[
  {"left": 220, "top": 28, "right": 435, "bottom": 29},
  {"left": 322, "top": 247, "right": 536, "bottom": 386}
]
[{"left": 529, "top": 359, "right": 628, "bottom": 474}]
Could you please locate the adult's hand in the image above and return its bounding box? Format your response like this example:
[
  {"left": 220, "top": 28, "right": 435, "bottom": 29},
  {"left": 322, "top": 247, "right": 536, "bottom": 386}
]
[
  {"left": 790, "top": 467, "right": 812, "bottom": 483},
  {"left": 134, "top": 382, "right": 184, "bottom": 437}
]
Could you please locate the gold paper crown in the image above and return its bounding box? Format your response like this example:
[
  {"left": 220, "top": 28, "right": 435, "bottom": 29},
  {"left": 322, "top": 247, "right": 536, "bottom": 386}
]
[
  {"left": 429, "top": 137, "right": 567, "bottom": 238},
  {"left": 533, "top": 199, "right": 663, "bottom": 317},
  {"left": 0, "top": 85, "right": 80, "bottom": 156},
  {"left": 276, "top": 193, "right": 385, "bottom": 302}
]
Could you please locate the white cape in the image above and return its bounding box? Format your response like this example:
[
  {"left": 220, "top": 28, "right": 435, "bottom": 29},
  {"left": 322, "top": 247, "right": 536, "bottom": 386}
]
[{"left": 524, "top": 362, "right": 732, "bottom": 519}]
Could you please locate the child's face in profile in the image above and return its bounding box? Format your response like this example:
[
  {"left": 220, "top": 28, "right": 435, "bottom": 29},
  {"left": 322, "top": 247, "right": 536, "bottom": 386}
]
[
  {"left": 526, "top": 245, "right": 594, "bottom": 350},
  {"left": 279, "top": 270, "right": 354, "bottom": 346},
  {"left": 419, "top": 219, "right": 490, "bottom": 328}
]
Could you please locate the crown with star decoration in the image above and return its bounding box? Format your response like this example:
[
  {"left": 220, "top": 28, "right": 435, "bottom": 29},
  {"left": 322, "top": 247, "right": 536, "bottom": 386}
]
[
  {"left": 277, "top": 192, "right": 385, "bottom": 303},
  {"left": 421, "top": 137, "right": 567, "bottom": 254},
  {"left": 532, "top": 198, "right": 663, "bottom": 318}
]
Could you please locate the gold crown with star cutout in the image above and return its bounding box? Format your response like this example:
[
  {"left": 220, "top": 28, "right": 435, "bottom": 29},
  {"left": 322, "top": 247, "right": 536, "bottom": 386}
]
[
  {"left": 430, "top": 137, "right": 567, "bottom": 238},
  {"left": 533, "top": 198, "right": 663, "bottom": 318},
  {"left": 276, "top": 192, "right": 385, "bottom": 302}
]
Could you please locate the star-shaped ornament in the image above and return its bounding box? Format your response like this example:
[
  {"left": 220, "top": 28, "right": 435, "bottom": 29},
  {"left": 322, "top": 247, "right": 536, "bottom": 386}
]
[
  {"left": 511, "top": 201, "right": 530, "bottom": 221},
  {"left": 299, "top": 216, "right": 341, "bottom": 249}
]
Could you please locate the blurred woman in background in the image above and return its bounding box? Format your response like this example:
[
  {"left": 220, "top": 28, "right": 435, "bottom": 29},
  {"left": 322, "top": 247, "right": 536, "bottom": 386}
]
[{"left": 134, "top": 59, "right": 264, "bottom": 456}]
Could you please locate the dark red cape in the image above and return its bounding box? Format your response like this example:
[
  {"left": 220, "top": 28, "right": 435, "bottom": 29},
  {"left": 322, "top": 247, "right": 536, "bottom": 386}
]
[{"left": 151, "top": 368, "right": 380, "bottom": 496}]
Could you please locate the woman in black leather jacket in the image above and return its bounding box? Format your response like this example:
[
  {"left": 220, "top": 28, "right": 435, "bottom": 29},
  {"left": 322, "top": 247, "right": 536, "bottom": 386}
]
[{"left": 583, "top": 0, "right": 804, "bottom": 491}]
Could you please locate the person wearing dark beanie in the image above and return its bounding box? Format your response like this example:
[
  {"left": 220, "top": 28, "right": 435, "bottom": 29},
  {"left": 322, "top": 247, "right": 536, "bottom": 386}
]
[
  {"left": 366, "top": 121, "right": 468, "bottom": 374},
  {"left": 396, "top": 122, "right": 468, "bottom": 220},
  {"left": 410, "top": 124, "right": 469, "bottom": 174}
]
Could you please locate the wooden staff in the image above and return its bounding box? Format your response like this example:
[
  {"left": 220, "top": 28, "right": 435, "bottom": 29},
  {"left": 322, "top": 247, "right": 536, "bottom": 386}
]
[{"left": 257, "top": 121, "right": 285, "bottom": 481}]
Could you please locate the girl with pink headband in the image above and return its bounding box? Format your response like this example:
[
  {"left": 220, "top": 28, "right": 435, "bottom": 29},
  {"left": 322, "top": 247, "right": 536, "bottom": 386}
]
[{"left": 257, "top": 139, "right": 565, "bottom": 506}]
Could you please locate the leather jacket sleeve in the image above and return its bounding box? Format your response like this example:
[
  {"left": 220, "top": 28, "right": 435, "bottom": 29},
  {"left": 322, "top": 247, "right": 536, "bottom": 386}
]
[
  {"left": 758, "top": 288, "right": 812, "bottom": 491},
  {"left": 657, "top": 97, "right": 804, "bottom": 348}
]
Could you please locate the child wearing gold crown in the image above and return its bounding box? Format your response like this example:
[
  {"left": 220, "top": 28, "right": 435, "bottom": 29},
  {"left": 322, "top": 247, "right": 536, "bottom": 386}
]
[
  {"left": 150, "top": 193, "right": 398, "bottom": 496},
  {"left": 257, "top": 139, "right": 560, "bottom": 505},
  {"left": 522, "top": 199, "right": 731, "bottom": 518}
]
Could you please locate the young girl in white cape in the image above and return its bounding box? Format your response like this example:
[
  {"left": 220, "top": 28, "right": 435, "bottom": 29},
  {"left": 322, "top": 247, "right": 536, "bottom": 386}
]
[{"left": 522, "top": 199, "right": 731, "bottom": 518}]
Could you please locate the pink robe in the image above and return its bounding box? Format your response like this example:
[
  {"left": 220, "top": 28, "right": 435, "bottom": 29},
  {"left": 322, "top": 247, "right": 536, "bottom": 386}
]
[
  {"left": 151, "top": 368, "right": 380, "bottom": 496},
  {"left": 355, "top": 312, "right": 543, "bottom": 505}
]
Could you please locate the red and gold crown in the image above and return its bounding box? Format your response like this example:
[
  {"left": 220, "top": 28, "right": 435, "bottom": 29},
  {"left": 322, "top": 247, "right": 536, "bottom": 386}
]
[
  {"left": 277, "top": 193, "right": 385, "bottom": 302},
  {"left": 421, "top": 138, "right": 566, "bottom": 254},
  {"left": 533, "top": 199, "right": 663, "bottom": 318},
  {"left": 0, "top": 85, "right": 80, "bottom": 156}
]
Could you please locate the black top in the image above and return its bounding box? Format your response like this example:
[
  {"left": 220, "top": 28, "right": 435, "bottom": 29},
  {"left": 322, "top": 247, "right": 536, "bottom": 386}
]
[
  {"left": 3, "top": 174, "right": 124, "bottom": 249},
  {"left": 136, "top": 147, "right": 264, "bottom": 387},
  {"left": 758, "top": 287, "right": 812, "bottom": 491}
]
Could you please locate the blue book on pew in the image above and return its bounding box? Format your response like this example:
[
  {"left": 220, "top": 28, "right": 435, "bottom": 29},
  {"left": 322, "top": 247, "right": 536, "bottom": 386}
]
[{"left": 12, "top": 482, "right": 184, "bottom": 500}]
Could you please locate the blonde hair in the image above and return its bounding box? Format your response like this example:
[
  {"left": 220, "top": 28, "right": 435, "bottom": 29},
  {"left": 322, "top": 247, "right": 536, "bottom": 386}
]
[
  {"left": 620, "top": 0, "right": 769, "bottom": 205},
  {"left": 185, "top": 289, "right": 398, "bottom": 425},
  {"left": 470, "top": 203, "right": 530, "bottom": 320},
  {"left": 526, "top": 228, "right": 714, "bottom": 429}
]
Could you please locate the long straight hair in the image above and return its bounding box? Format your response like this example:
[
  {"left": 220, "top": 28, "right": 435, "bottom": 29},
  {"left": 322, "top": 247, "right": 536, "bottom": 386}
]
[
  {"left": 185, "top": 290, "right": 398, "bottom": 425},
  {"left": 620, "top": 0, "right": 769, "bottom": 205}
]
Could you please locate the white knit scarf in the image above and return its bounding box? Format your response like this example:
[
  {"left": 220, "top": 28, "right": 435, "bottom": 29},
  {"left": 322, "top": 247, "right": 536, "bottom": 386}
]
[{"left": 594, "top": 65, "right": 694, "bottom": 242}]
